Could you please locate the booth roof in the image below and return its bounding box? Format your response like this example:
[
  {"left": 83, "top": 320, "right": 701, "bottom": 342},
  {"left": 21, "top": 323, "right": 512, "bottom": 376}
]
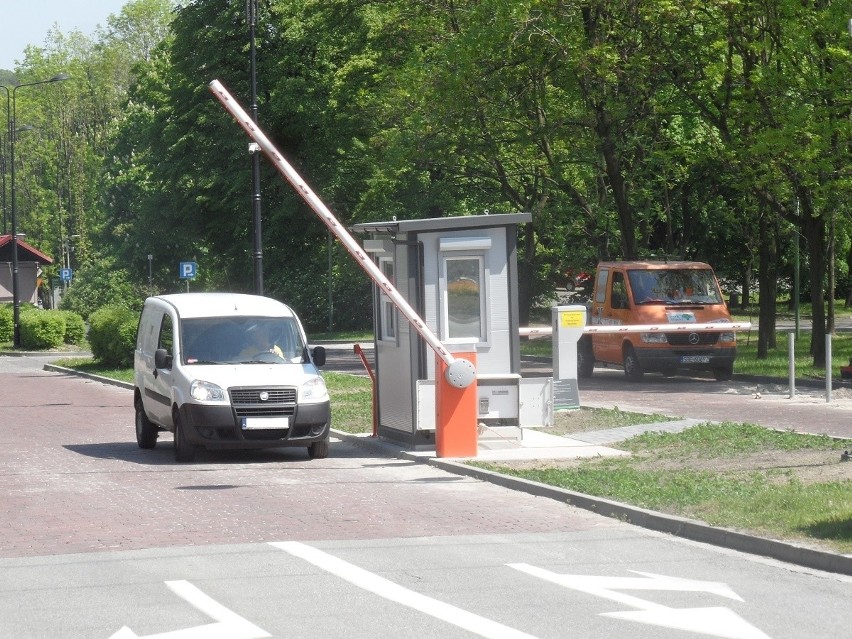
[
  {"left": 351, "top": 212, "right": 531, "bottom": 234},
  {"left": 0, "top": 234, "right": 54, "bottom": 265}
]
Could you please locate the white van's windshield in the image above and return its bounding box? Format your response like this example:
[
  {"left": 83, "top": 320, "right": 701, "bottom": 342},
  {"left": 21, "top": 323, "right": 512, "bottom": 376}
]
[
  {"left": 627, "top": 268, "right": 722, "bottom": 305},
  {"left": 180, "top": 316, "right": 306, "bottom": 365}
]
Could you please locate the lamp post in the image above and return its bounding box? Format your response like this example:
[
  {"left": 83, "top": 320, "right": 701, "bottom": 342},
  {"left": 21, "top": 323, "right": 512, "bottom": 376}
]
[
  {"left": 1, "top": 73, "right": 70, "bottom": 347},
  {"left": 247, "top": 0, "right": 263, "bottom": 295}
]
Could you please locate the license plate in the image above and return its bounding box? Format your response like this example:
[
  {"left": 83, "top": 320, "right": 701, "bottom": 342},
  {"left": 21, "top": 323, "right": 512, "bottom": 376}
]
[
  {"left": 241, "top": 416, "right": 290, "bottom": 430},
  {"left": 681, "top": 355, "right": 710, "bottom": 364}
]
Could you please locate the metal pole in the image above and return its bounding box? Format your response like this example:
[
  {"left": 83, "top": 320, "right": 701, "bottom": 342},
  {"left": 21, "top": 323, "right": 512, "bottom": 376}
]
[
  {"left": 787, "top": 331, "right": 796, "bottom": 399},
  {"left": 5, "top": 74, "right": 69, "bottom": 347},
  {"left": 9, "top": 88, "right": 20, "bottom": 347},
  {"left": 148, "top": 254, "right": 153, "bottom": 294},
  {"left": 327, "top": 231, "right": 333, "bottom": 332},
  {"left": 247, "top": 0, "right": 263, "bottom": 295},
  {"left": 1, "top": 131, "right": 6, "bottom": 235},
  {"left": 209, "top": 79, "right": 465, "bottom": 373},
  {"left": 825, "top": 334, "right": 832, "bottom": 403}
]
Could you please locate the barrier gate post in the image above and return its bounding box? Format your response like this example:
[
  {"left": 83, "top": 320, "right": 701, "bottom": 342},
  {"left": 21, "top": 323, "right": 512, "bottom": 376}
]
[
  {"left": 435, "top": 350, "right": 478, "bottom": 458},
  {"left": 552, "top": 305, "right": 587, "bottom": 410}
]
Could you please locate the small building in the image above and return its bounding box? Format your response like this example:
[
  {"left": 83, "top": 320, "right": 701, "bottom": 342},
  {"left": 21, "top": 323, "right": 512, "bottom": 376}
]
[
  {"left": 0, "top": 235, "right": 54, "bottom": 306},
  {"left": 352, "top": 212, "right": 552, "bottom": 448}
]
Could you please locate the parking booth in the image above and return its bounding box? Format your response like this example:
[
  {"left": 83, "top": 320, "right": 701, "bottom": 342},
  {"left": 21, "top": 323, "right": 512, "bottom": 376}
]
[{"left": 353, "top": 213, "right": 553, "bottom": 449}]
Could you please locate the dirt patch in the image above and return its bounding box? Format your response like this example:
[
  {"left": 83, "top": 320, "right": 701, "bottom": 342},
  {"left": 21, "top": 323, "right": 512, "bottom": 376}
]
[
  {"left": 506, "top": 449, "right": 850, "bottom": 483},
  {"left": 547, "top": 406, "right": 672, "bottom": 435}
]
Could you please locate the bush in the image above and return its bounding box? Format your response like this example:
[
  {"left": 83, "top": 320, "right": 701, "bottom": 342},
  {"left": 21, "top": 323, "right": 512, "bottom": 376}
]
[
  {"left": 57, "top": 310, "right": 87, "bottom": 344},
  {"left": 20, "top": 311, "right": 66, "bottom": 349},
  {"left": 0, "top": 305, "right": 12, "bottom": 343},
  {"left": 88, "top": 305, "right": 137, "bottom": 367},
  {"left": 58, "top": 259, "right": 141, "bottom": 320}
]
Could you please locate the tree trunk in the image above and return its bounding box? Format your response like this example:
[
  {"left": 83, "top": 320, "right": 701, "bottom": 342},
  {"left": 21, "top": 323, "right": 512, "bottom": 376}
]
[
  {"left": 756, "top": 210, "right": 777, "bottom": 358},
  {"left": 803, "top": 208, "right": 826, "bottom": 367}
]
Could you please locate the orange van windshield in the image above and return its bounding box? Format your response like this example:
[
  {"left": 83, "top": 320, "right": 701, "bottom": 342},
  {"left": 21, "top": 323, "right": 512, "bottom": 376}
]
[{"left": 627, "top": 268, "right": 722, "bottom": 305}]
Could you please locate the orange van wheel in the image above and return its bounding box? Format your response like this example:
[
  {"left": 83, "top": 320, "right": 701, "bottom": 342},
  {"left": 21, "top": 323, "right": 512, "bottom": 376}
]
[{"left": 623, "top": 345, "right": 644, "bottom": 382}]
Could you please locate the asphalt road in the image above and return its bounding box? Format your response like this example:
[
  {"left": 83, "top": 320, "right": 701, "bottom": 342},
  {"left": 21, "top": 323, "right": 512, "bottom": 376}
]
[{"left": 0, "top": 354, "right": 850, "bottom": 638}]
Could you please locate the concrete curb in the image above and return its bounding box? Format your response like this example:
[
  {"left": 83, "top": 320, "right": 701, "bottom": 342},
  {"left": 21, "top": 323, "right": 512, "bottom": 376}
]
[
  {"left": 44, "top": 363, "right": 134, "bottom": 390},
  {"left": 334, "top": 430, "right": 852, "bottom": 578}
]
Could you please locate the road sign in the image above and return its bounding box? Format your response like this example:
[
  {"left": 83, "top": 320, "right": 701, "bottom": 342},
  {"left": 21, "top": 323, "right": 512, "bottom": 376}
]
[
  {"left": 179, "top": 261, "right": 197, "bottom": 279},
  {"left": 59, "top": 268, "right": 72, "bottom": 282}
]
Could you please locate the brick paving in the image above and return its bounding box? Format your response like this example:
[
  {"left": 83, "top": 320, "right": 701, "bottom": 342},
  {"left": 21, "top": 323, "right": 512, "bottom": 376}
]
[{"left": 0, "top": 366, "right": 617, "bottom": 559}]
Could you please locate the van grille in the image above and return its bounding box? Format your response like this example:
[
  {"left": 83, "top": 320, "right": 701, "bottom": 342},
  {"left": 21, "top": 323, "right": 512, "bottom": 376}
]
[
  {"left": 230, "top": 388, "right": 297, "bottom": 404},
  {"left": 229, "top": 386, "right": 297, "bottom": 419},
  {"left": 665, "top": 332, "right": 719, "bottom": 346}
]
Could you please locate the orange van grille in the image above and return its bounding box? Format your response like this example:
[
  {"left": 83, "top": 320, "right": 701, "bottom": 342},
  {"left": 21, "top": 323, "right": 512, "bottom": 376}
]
[{"left": 665, "top": 332, "right": 719, "bottom": 346}]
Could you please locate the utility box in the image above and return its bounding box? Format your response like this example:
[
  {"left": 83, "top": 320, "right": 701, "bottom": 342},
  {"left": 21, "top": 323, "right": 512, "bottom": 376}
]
[{"left": 353, "top": 213, "right": 552, "bottom": 448}]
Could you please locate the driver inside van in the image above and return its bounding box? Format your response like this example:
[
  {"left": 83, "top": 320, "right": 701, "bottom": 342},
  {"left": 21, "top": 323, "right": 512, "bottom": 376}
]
[{"left": 239, "top": 324, "right": 284, "bottom": 359}]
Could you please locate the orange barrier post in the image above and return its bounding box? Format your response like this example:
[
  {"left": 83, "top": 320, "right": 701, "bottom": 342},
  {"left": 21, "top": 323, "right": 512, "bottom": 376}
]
[
  {"left": 353, "top": 344, "right": 378, "bottom": 437},
  {"left": 435, "top": 351, "right": 478, "bottom": 458}
]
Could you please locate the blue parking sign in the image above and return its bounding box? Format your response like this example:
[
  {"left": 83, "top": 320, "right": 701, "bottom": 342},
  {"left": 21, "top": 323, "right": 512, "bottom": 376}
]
[
  {"left": 59, "top": 268, "right": 72, "bottom": 282},
  {"left": 179, "top": 261, "right": 197, "bottom": 279}
]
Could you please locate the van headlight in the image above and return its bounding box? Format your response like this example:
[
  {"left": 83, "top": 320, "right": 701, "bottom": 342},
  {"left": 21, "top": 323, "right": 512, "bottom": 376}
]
[
  {"left": 300, "top": 376, "right": 329, "bottom": 403},
  {"left": 640, "top": 332, "right": 668, "bottom": 344},
  {"left": 719, "top": 331, "right": 736, "bottom": 343},
  {"left": 190, "top": 379, "right": 226, "bottom": 402}
]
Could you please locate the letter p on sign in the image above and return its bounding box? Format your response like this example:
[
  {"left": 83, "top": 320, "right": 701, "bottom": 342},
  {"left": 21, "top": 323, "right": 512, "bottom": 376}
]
[{"left": 179, "top": 261, "right": 198, "bottom": 279}]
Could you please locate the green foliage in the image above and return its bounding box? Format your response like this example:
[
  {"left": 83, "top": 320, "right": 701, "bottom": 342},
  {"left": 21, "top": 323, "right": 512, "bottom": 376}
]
[
  {"left": 59, "top": 260, "right": 142, "bottom": 320},
  {"left": 0, "top": 305, "right": 12, "bottom": 343},
  {"left": 19, "top": 311, "right": 66, "bottom": 349},
  {"left": 56, "top": 310, "right": 87, "bottom": 344},
  {"left": 87, "top": 305, "right": 138, "bottom": 367}
]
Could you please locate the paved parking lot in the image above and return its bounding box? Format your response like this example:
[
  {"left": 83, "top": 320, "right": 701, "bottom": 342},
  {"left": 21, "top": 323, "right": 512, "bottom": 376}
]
[{"left": 0, "top": 363, "right": 620, "bottom": 559}]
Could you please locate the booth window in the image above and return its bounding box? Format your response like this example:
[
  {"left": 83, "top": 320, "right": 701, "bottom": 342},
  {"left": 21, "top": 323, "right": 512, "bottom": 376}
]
[
  {"left": 378, "top": 257, "right": 397, "bottom": 341},
  {"left": 443, "top": 255, "right": 486, "bottom": 342}
]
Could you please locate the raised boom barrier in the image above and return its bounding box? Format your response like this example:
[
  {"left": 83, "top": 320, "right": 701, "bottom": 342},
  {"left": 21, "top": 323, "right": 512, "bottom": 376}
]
[{"left": 209, "top": 79, "right": 478, "bottom": 456}]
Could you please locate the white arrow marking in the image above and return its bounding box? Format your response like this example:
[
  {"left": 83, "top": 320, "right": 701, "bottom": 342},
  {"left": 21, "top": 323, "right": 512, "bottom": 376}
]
[
  {"left": 271, "top": 541, "right": 539, "bottom": 639},
  {"left": 109, "top": 580, "right": 270, "bottom": 639},
  {"left": 509, "top": 564, "right": 771, "bottom": 639}
]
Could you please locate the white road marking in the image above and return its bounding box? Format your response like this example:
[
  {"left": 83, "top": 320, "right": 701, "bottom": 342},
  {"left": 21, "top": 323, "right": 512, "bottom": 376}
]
[
  {"left": 271, "top": 541, "right": 539, "bottom": 639},
  {"left": 509, "top": 564, "right": 771, "bottom": 639},
  {"left": 109, "top": 580, "right": 270, "bottom": 639}
]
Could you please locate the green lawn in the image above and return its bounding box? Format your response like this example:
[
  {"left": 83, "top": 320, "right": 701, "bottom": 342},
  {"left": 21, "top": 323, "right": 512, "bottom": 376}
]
[{"left": 477, "top": 422, "right": 852, "bottom": 554}]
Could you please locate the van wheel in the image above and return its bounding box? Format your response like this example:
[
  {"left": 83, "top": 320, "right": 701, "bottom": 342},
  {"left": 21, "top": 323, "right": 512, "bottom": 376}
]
[
  {"left": 623, "top": 345, "right": 644, "bottom": 382},
  {"left": 713, "top": 364, "right": 734, "bottom": 381},
  {"left": 577, "top": 337, "right": 595, "bottom": 378},
  {"left": 135, "top": 399, "right": 158, "bottom": 449},
  {"left": 308, "top": 439, "right": 329, "bottom": 460},
  {"left": 174, "top": 412, "right": 196, "bottom": 463}
]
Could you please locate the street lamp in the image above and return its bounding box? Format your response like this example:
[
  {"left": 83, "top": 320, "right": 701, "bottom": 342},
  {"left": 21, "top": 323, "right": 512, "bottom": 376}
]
[
  {"left": 1, "top": 72, "right": 70, "bottom": 347},
  {"left": 247, "top": 0, "right": 263, "bottom": 295}
]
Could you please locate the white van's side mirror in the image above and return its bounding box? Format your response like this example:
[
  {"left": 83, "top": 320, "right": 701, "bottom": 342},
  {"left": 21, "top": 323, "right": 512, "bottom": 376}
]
[
  {"left": 154, "top": 348, "right": 173, "bottom": 370},
  {"left": 311, "top": 346, "right": 326, "bottom": 367}
]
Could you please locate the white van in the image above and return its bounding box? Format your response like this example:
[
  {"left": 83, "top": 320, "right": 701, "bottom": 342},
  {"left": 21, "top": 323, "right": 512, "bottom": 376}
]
[{"left": 134, "top": 293, "right": 331, "bottom": 462}]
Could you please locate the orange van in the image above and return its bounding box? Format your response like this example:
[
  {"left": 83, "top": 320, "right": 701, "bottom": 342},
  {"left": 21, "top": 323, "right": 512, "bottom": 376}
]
[{"left": 577, "top": 261, "right": 736, "bottom": 381}]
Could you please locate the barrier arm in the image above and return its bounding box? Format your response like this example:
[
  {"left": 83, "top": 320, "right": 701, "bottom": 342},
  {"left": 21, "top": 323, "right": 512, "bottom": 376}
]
[
  {"left": 209, "top": 79, "right": 478, "bottom": 458},
  {"left": 208, "top": 79, "right": 475, "bottom": 389},
  {"left": 520, "top": 322, "right": 753, "bottom": 337}
]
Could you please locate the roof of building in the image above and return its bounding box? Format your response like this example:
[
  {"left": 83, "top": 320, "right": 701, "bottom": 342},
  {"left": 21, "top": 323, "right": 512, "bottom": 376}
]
[
  {"left": 351, "top": 212, "right": 531, "bottom": 234},
  {"left": 0, "top": 235, "right": 54, "bottom": 265}
]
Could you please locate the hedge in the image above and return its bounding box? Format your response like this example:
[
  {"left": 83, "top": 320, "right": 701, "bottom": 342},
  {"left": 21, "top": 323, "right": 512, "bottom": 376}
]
[
  {"left": 87, "top": 305, "right": 137, "bottom": 367},
  {"left": 20, "top": 312, "right": 66, "bottom": 349}
]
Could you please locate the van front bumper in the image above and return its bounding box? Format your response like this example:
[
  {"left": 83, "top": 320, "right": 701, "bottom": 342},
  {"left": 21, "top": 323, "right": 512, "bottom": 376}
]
[
  {"left": 177, "top": 401, "right": 331, "bottom": 449},
  {"left": 635, "top": 346, "right": 736, "bottom": 371}
]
